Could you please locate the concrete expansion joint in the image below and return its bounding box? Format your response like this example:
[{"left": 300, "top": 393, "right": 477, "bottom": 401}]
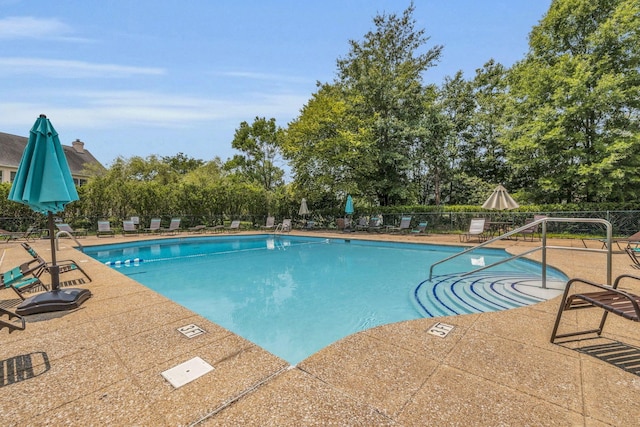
[{"left": 187, "top": 365, "right": 290, "bottom": 426}]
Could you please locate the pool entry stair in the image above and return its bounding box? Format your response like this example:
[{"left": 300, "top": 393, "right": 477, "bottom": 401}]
[{"left": 414, "top": 271, "right": 565, "bottom": 317}]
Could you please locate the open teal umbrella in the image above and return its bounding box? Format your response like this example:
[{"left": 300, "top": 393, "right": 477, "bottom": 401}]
[{"left": 8, "top": 115, "right": 89, "bottom": 313}]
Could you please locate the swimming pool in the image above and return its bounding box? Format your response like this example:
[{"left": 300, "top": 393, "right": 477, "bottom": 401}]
[{"left": 84, "top": 235, "right": 567, "bottom": 365}]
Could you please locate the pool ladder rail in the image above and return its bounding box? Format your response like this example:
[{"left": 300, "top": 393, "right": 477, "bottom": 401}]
[
  {"left": 429, "top": 217, "right": 613, "bottom": 289},
  {"left": 55, "top": 230, "right": 84, "bottom": 252}
]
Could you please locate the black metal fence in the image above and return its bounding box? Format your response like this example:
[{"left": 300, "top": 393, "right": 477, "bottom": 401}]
[{"left": 2, "top": 210, "right": 639, "bottom": 237}]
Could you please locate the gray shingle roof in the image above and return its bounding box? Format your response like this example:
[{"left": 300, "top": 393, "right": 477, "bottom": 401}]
[{"left": 0, "top": 131, "right": 104, "bottom": 176}]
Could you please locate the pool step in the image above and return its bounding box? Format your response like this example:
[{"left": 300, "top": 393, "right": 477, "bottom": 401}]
[{"left": 413, "top": 272, "right": 566, "bottom": 318}]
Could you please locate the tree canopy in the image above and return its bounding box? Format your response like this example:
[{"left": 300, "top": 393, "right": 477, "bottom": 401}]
[{"left": 50, "top": 0, "right": 640, "bottom": 220}]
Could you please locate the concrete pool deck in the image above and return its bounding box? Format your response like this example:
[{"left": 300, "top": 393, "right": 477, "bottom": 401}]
[{"left": 1, "top": 231, "right": 639, "bottom": 426}]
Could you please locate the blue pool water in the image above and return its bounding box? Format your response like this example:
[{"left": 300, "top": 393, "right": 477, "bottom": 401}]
[{"left": 83, "top": 235, "right": 567, "bottom": 365}]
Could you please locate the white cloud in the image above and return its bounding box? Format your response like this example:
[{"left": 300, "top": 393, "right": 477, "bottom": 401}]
[
  {"left": 217, "top": 70, "right": 311, "bottom": 84},
  {"left": 0, "top": 16, "right": 75, "bottom": 40},
  {"left": 0, "top": 57, "right": 165, "bottom": 78},
  {"left": 0, "top": 89, "right": 308, "bottom": 131}
]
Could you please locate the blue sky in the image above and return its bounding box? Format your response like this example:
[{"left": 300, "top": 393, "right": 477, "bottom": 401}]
[{"left": 0, "top": 0, "right": 551, "bottom": 166}]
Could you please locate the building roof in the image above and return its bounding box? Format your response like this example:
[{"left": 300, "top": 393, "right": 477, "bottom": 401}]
[{"left": 0, "top": 131, "right": 104, "bottom": 176}]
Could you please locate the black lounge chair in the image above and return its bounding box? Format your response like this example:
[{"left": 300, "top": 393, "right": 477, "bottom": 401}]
[
  {"left": 551, "top": 274, "right": 640, "bottom": 343},
  {"left": 626, "top": 246, "right": 640, "bottom": 268},
  {"left": 0, "top": 226, "right": 39, "bottom": 243},
  {"left": 0, "top": 307, "right": 25, "bottom": 332},
  {"left": 21, "top": 243, "right": 91, "bottom": 287}
]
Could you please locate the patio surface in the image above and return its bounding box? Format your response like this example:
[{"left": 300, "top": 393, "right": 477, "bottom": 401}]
[{"left": 1, "top": 230, "right": 639, "bottom": 426}]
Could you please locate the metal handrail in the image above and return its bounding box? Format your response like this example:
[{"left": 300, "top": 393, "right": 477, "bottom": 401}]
[
  {"left": 55, "top": 230, "right": 84, "bottom": 252},
  {"left": 428, "top": 217, "right": 613, "bottom": 288}
]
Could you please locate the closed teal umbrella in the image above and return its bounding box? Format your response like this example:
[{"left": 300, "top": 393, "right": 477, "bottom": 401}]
[
  {"left": 9, "top": 114, "right": 79, "bottom": 291},
  {"left": 345, "top": 195, "right": 354, "bottom": 215}
]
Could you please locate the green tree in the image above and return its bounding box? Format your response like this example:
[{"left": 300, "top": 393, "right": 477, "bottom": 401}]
[
  {"left": 506, "top": 0, "right": 640, "bottom": 203},
  {"left": 283, "top": 83, "right": 372, "bottom": 208},
  {"left": 227, "top": 117, "right": 285, "bottom": 192},
  {"left": 162, "top": 152, "right": 205, "bottom": 175},
  {"left": 335, "top": 2, "right": 442, "bottom": 205}
]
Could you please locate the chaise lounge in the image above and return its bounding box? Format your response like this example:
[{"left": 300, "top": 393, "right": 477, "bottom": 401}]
[{"left": 551, "top": 274, "right": 640, "bottom": 343}]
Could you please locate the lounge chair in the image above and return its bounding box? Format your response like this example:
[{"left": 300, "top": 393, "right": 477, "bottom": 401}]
[
  {"left": 336, "top": 218, "right": 351, "bottom": 232},
  {"left": 207, "top": 223, "right": 226, "bottom": 233},
  {"left": 625, "top": 246, "right": 640, "bottom": 268},
  {"left": 188, "top": 225, "right": 207, "bottom": 233},
  {"left": 354, "top": 217, "right": 369, "bottom": 231},
  {"left": 21, "top": 243, "right": 91, "bottom": 286},
  {"left": 366, "top": 217, "right": 383, "bottom": 233},
  {"left": 1, "top": 264, "right": 47, "bottom": 300},
  {"left": 460, "top": 218, "right": 487, "bottom": 242},
  {"left": 144, "top": 218, "right": 162, "bottom": 233},
  {"left": 97, "top": 221, "right": 115, "bottom": 237},
  {"left": 387, "top": 216, "right": 412, "bottom": 234},
  {"left": 261, "top": 216, "right": 275, "bottom": 230},
  {"left": 551, "top": 274, "right": 640, "bottom": 343},
  {"left": 0, "top": 226, "right": 39, "bottom": 243},
  {"left": 122, "top": 220, "right": 139, "bottom": 236},
  {"left": 226, "top": 220, "right": 241, "bottom": 232},
  {"left": 161, "top": 218, "right": 181, "bottom": 234},
  {"left": 517, "top": 215, "right": 546, "bottom": 241},
  {"left": 280, "top": 219, "right": 292, "bottom": 232},
  {"left": 0, "top": 307, "right": 25, "bottom": 332},
  {"left": 411, "top": 221, "right": 428, "bottom": 234},
  {"left": 55, "top": 223, "right": 87, "bottom": 238}
]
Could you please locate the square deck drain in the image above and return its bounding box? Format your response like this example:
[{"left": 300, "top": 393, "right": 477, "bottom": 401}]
[
  {"left": 161, "top": 356, "right": 214, "bottom": 388},
  {"left": 177, "top": 324, "right": 206, "bottom": 338},
  {"left": 427, "top": 322, "right": 454, "bottom": 338}
]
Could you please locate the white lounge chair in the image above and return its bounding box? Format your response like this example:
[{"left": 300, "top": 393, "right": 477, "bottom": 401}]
[{"left": 460, "top": 218, "right": 486, "bottom": 242}]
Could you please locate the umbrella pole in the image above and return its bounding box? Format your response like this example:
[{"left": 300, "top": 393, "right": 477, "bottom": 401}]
[{"left": 48, "top": 212, "right": 60, "bottom": 291}]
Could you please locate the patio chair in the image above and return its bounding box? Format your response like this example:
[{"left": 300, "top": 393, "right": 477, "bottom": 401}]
[
  {"left": 161, "top": 218, "right": 181, "bottom": 235},
  {"left": 625, "top": 246, "right": 640, "bottom": 268},
  {"left": 411, "top": 221, "right": 428, "bottom": 234},
  {"left": 280, "top": 219, "right": 292, "bottom": 232},
  {"left": 355, "top": 217, "right": 369, "bottom": 231},
  {"left": 0, "top": 307, "right": 25, "bottom": 332},
  {"left": 144, "top": 218, "right": 162, "bottom": 233},
  {"left": 122, "top": 220, "right": 139, "bottom": 236},
  {"left": 367, "top": 217, "right": 383, "bottom": 233},
  {"left": 20, "top": 243, "right": 92, "bottom": 286},
  {"left": 226, "top": 220, "right": 241, "bottom": 232},
  {"left": 517, "top": 215, "right": 546, "bottom": 242},
  {"left": 551, "top": 274, "right": 640, "bottom": 343},
  {"left": 1, "top": 264, "right": 47, "bottom": 300},
  {"left": 460, "top": 218, "right": 487, "bottom": 242},
  {"left": 387, "top": 216, "right": 412, "bottom": 234},
  {"left": 336, "top": 218, "right": 352, "bottom": 232},
  {"left": 188, "top": 225, "right": 207, "bottom": 233},
  {"left": 1, "top": 226, "right": 39, "bottom": 243},
  {"left": 97, "top": 220, "right": 115, "bottom": 238},
  {"left": 55, "top": 223, "right": 87, "bottom": 238},
  {"left": 261, "top": 216, "right": 275, "bottom": 230}
]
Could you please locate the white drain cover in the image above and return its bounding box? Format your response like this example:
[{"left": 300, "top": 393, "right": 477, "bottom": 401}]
[{"left": 161, "top": 356, "right": 214, "bottom": 388}]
